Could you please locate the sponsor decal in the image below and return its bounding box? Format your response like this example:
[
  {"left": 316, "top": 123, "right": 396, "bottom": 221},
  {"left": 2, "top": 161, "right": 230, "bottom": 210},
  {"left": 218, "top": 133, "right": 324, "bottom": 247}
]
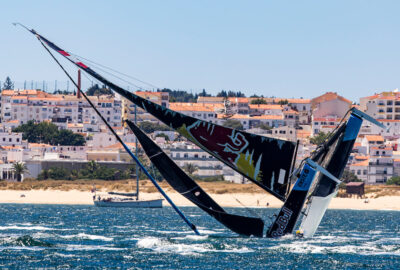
[
  {"left": 186, "top": 121, "right": 249, "bottom": 165},
  {"left": 271, "top": 206, "right": 293, "bottom": 237},
  {"left": 293, "top": 164, "right": 315, "bottom": 191}
]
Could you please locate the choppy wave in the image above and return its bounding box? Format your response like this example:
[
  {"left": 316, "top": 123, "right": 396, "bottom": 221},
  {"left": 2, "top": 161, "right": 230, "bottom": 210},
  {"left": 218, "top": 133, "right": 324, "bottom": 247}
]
[
  {"left": 0, "top": 205, "right": 399, "bottom": 268},
  {"left": 65, "top": 244, "right": 124, "bottom": 251},
  {"left": 60, "top": 233, "right": 113, "bottom": 241},
  {"left": 0, "top": 225, "right": 56, "bottom": 231},
  {"left": 136, "top": 237, "right": 253, "bottom": 255}
]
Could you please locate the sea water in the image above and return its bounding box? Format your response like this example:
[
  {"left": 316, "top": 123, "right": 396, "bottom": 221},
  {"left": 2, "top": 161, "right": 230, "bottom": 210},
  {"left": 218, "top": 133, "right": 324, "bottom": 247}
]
[{"left": 0, "top": 204, "right": 399, "bottom": 269}]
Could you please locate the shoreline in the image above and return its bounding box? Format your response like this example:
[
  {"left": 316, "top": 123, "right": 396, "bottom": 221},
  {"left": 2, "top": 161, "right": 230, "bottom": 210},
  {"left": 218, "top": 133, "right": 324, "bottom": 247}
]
[{"left": 0, "top": 189, "right": 399, "bottom": 211}]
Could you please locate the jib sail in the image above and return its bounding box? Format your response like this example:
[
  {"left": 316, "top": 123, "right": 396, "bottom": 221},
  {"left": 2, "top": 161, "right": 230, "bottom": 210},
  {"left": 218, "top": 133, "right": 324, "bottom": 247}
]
[
  {"left": 126, "top": 120, "right": 264, "bottom": 237},
  {"left": 25, "top": 28, "right": 296, "bottom": 201}
]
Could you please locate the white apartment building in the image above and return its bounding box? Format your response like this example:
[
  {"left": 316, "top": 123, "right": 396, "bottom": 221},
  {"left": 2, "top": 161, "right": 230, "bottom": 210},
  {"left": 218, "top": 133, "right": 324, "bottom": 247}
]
[
  {"left": 367, "top": 146, "right": 394, "bottom": 184},
  {"left": 0, "top": 90, "right": 122, "bottom": 128},
  {"left": 122, "top": 91, "right": 169, "bottom": 123},
  {"left": 360, "top": 91, "right": 400, "bottom": 120},
  {"left": 169, "top": 143, "right": 224, "bottom": 178}
]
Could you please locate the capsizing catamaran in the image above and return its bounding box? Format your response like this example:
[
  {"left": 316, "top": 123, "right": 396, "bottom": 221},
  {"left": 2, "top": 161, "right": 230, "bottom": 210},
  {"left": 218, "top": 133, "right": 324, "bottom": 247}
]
[{"left": 16, "top": 24, "right": 386, "bottom": 238}]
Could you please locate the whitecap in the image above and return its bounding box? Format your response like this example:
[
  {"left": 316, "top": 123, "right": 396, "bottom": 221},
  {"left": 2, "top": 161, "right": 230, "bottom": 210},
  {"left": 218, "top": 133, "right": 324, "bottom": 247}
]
[
  {"left": 136, "top": 237, "right": 253, "bottom": 255},
  {"left": 0, "top": 225, "right": 56, "bottom": 231},
  {"left": 65, "top": 244, "right": 123, "bottom": 251},
  {"left": 60, "top": 233, "right": 113, "bottom": 241}
]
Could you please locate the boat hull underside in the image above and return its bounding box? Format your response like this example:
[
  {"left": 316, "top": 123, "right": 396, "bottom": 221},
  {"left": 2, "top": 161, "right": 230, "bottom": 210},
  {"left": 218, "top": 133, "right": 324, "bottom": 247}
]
[{"left": 299, "top": 190, "right": 338, "bottom": 238}]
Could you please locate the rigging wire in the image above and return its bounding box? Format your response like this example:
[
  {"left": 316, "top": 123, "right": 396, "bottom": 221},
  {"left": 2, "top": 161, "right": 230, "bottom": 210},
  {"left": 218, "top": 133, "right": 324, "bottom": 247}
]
[
  {"left": 33, "top": 33, "right": 200, "bottom": 236},
  {"left": 77, "top": 59, "right": 145, "bottom": 90},
  {"left": 69, "top": 52, "right": 160, "bottom": 90}
]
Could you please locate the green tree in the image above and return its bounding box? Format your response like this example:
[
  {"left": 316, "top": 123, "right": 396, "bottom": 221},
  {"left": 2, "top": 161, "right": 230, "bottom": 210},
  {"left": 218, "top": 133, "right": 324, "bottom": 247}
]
[
  {"left": 3, "top": 76, "right": 14, "bottom": 90},
  {"left": 138, "top": 121, "right": 172, "bottom": 133},
  {"left": 198, "top": 89, "right": 211, "bottom": 97},
  {"left": 12, "top": 162, "right": 28, "bottom": 182},
  {"left": 250, "top": 98, "right": 267, "bottom": 105},
  {"left": 155, "top": 133, "right": 170, "bottom": 141},
  {"left": 86, "top": 84, "right": 113, "bottom": 96},
  {"left": 309, "top": 131, "right": 329, "bottom": 145},
  {"left": 48, "top": 167, "right": 70, "bottom": 180},
  {"left": 277, "top": 99, "right": 288, "bottom": 105},
  {"left": 341, "top": 170, "right": 361, "bottom": 183},
  {"left": 37, "top": 169, "right": 49, "bottom": 180},
  {"left": 387, "top": 176, "right": 400, "bottom": 185},
  {"left": 182, "top": 163, "right": 199, "bottom": 175},
  {"left": 13, "top": 121, "right": 85, "bottom": 146},
  {"left": 223, "top": 119, "right": 244, "bottom": 130},
  {"left": 217, "top": 90, "right": 227, "bottom": 97},
  {"left": 255, "top": 122, "right": 272, "bottom": 130},
  {"left": 55, "top": 129, "right": 86, "bottom": 146},
  {"left": 159, "top": 88, "right": 197, "bottom": 102}
]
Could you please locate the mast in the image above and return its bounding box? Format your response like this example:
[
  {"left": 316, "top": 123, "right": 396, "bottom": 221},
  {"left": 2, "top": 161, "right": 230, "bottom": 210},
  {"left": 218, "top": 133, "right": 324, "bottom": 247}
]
[
  {"left": 16, "top": 24, "right": 297, "bottom": 201},
  {"left": 21, "top": 27, "right": 200, "bottom": 235},
  {"left": 135, "top": 104, "right": 139, "bottom": 199}
]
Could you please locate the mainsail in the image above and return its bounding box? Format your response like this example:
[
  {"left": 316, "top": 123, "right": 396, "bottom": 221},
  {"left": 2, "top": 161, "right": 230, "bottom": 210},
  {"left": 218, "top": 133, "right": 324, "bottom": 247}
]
[
  {"left": 299, "top": 113, "right": 363, "bottom": 237},
  {"left": 126, "top": 120, "right": 264, "bottom": 237},
  {"left": 24, "top": 27, "right": 297, "bottom": 201}
]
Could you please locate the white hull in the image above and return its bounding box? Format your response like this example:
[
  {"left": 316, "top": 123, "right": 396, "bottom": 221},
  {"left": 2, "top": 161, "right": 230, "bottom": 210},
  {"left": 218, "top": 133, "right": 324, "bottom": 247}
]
[
  {"left": 298, "top": 190, "right": 338, "bottom": 238},
  {"left": 94, "top": 199, "right": 163, "bottom": 208}
]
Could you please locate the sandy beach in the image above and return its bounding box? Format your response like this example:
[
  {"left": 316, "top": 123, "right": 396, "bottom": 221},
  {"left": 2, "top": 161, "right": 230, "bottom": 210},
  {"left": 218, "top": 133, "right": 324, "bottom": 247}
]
[{"left": 0, "top": 189, "right": 398, "bottom": 211}]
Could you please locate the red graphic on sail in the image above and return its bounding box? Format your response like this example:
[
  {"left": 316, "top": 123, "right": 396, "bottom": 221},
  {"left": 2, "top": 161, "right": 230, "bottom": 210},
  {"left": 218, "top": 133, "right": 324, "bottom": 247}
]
[{"left": 186, "top": 121, "right": 249, "bottom": 165}]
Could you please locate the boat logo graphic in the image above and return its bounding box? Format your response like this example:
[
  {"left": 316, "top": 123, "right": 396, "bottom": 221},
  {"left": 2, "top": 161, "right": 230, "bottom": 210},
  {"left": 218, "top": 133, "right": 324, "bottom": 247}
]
[
  {"left": 270, "top": 206, "right": 293, "bottom": 237},
  {"left": 187, "top": 121, "right": 249, "bottom": 165}
]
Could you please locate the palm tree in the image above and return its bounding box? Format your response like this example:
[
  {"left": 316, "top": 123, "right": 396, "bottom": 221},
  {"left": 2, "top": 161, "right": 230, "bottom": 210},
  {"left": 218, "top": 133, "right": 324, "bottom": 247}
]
[
  {"left": 12, "top": 162, "right": 28, "bottom": 182},
  {"left": 183, "top": 163, "right": 199, "bottom": 175}
]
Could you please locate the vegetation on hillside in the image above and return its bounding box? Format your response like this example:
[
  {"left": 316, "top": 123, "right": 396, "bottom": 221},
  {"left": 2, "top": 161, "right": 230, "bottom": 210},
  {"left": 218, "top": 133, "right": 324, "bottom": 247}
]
[
  {"left": 2, "top": 76, "right": 14, "bottom": 90},
  {"left": 309, "top": 131, "right": 330, "bottom": 145},
  {"left": 37, "top": 161, "right": 134, "bottom": 181},
  {"left": 216, "top": 90, "right": 245, "bottom": 97},
  {"left": 223, "top": 119, "right": 244, "bottom": 130},
  {"left": 250, "top": 98, "right": 267, "bottom": 104},
  {"left": 137, "top": 121, "right": 172, "bottom": 133},
  {"left": 387, "top": 176, "right": 400, "bottom": 186},
  {"left": 86, "top": 84, "right": 113, "bottom": 96},
  {"left": 159, "top": 88, "right": 197, "bottom": 102},
  {"left": 254, "top": 123, "right": 272, "bottom": 130},
  {"left": 13, "top": 121, "right": 86, "bottom": 146},
  {"left": 341, "top": 170, "right": 361, "bottom": 183}
]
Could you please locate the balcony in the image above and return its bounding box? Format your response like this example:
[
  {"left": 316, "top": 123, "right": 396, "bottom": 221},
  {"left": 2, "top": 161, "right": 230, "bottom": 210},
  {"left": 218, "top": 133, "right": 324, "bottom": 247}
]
[{"left": 369, "top": 162, "right": 393, "bottom": 166}]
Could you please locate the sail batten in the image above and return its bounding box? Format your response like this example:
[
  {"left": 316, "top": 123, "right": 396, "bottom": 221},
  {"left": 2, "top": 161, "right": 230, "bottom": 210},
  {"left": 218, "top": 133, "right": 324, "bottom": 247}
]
[{"left": 25, "top": 28, "right": 297, "bottom": 201}]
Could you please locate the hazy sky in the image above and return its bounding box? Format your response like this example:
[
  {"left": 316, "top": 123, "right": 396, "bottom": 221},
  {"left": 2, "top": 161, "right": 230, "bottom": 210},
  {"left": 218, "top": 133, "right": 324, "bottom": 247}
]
[{"left": 2, "top": 0, "right": 400, "bottom": 101}]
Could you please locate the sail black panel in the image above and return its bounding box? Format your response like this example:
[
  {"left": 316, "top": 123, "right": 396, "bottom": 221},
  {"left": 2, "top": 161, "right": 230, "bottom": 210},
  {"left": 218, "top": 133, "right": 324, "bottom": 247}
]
[
  {"left": 28, "top": 30, "right": 296, "bottom": 201},
  {"left": 311, "top": 114, "right": 362, "bottom": 197},
  {"left": 266, "top": 163, "right": 317, "bottom": 238},
  {"left": 126, "top": 120, "right": 264, "bottom": 237}
]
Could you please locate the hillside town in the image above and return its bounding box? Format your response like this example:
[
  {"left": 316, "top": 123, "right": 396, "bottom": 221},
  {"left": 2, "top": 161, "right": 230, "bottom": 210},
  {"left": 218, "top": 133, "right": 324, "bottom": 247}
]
[{"left": 1, "top": 81, "right": 399, "bottom": 185}]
